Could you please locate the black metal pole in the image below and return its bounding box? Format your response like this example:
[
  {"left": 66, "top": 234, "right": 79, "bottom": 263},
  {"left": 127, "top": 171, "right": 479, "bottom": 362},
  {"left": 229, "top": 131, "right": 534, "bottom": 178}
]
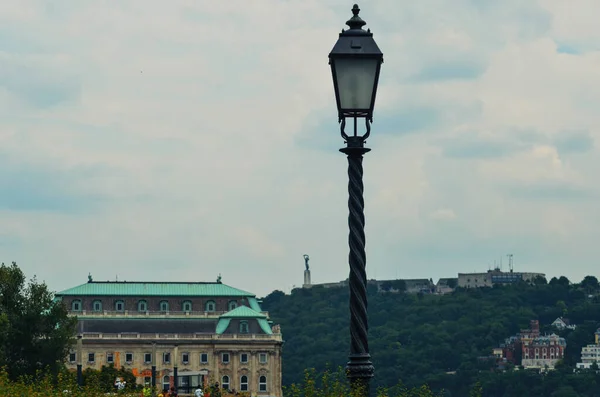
[
  {"left": 151, "top": 342, "right": 157, "bottom": 391},
  {"left": 173, "top": 366, "right": 178, "bottom": 391},
  {"left": 340, "top": 133, "right": 374, "bottom": 396},
  {"left": 76, "top": 364, "right": 83, "bottom": 386},
  {"left": 76, "top": 334, "right": 83, "bottom": 387}
]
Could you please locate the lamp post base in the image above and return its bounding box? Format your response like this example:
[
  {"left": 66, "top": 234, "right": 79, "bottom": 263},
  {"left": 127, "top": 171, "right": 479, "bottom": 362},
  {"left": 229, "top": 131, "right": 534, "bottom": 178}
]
[{"left": 347, "top": 353, "right": 374, "bottom": 396}]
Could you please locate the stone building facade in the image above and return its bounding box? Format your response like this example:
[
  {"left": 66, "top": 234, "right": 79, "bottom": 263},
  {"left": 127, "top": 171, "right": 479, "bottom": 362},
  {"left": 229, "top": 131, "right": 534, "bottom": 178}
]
[
  {"left": 457, "top": 269, "right": 545, "bottom": 289},
  {"left": 56, "top": 278, "right": 283, "bottom": 396}
]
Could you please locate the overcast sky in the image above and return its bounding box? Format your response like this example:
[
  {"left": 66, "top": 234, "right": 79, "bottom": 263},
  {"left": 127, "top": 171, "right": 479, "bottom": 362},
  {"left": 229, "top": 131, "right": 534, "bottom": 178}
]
[{"left": 1, "top": 0, "right": 599, "bottom": 298}]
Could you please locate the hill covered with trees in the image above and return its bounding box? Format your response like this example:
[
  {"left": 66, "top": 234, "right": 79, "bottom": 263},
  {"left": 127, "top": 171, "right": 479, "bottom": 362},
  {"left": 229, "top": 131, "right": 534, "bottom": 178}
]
[{"left": 262, "top": 276, "right": 600, "bottom": 396}]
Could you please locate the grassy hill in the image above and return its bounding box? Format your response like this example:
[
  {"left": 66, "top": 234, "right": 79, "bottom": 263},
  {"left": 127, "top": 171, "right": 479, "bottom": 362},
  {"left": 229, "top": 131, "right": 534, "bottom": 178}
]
[{"left": 262, "top": 276, "right": 600, "bottom": 396}]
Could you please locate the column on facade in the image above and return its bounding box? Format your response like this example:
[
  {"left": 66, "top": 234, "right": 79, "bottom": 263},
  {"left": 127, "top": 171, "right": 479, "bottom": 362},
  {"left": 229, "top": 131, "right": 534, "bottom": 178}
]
[
  {"left": 173, "top": 345, "right": 179, "bottom": 390},
  {"left": 269, "top": 350, "right": 276, "bottom": 395},
  {"left": 274, "top": 347, "right": 282, "bottom": 396},
  {"left": 231, "top": 351, "right": 238, "bottom": 391},
  {"left": 212, "top": 350, "right": 220, "bottom": 387},
  {"left": 250, "top": 350, "right": 257, "bottom": 395}
]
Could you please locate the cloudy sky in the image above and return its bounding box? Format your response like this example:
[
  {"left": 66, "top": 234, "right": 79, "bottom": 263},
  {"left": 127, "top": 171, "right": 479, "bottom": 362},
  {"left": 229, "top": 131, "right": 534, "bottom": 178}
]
[{"left": 1, "top": 0, "right": 599, "bottom": 297}]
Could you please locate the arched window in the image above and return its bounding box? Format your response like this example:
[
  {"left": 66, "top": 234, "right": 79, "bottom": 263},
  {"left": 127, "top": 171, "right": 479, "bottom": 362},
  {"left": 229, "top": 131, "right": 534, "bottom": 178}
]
[
  {"left": 228, "top": 300, "right": 238, "bottom": 311},
  {"left": 160, "top": 301, "right": 169, "bottom": 312},
  {"left": 71, "top": 299, "right": 82, "bottom": 312},
  {"left": 240, "top": 375, "right": 248, "bottom": 391},
  {"left": 182, "top": 301, "right": 192, "bottom": 312},
  {"left": 138, "top": 300, "right": 148, "bottom": 312},
  {"left": 221, "top": 375, "right": 230, "bottom": 390},
  {"left": 239, "top": 321, "right": 249, "bottom": 334},
  {"left": 205, "top": 300, "right": 216, "bottom": 312},
  {"left": 115, "top": 300, "right": 125, "bottom": 312},
  {"left": 259, "top": 375, "right": 267, "bottom": 392},
  {"left": 92, "top": 300, "right": 102, "bottom": 312},
  {"left": 162, "top": 375, "right": 170, "bottom": 391}
]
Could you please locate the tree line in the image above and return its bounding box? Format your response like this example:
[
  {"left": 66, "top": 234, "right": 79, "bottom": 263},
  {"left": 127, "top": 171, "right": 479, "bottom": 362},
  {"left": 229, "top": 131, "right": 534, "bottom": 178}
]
[{"left": 262, "top": 275, "right": 600, "bottom": 396}]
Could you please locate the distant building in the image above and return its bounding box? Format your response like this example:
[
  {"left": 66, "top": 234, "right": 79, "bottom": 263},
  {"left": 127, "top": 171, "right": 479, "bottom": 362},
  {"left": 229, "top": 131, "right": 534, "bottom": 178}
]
[
  {"left": 520, "top": 320, "right": 566, "bottom": 370},
  {"left": 309, "top": 278, "right": 436, "bottom": 294},
  {"left": 551, "top": 317, "right": 576, "bottom": 331},
  {"left": 576, "top": 329, "right": 600, "bottom": 369},
  {"left": 55, "top": 277, "right": 283, "bottom": 396},
  {"left": 496, "top": 320, "right": 567, "bottom": 371},
  {"left": 435, "top": 278, "right": 457, "bottom": 294},
  {"left": 457, "top": 269, "right": 545, "bottom": 289},
  {"left": 402, "top": 279, "right": 435, "bottom": 294}
]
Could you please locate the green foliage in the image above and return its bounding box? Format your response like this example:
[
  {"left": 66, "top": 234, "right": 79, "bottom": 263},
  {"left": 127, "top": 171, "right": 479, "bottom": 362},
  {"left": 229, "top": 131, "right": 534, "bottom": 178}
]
[
  {"left": 263, "top": 277, "right": 600, "bottom": 396},
  {"left": 283, "top": 368, "right": 443, "bottom": 397},
  {"left": 80, "top": 364, "right": 138, "bottom": 392},
  {"left": 0, "top": 262, "right": 77, "bottom": 380},
  {"left": 0, "top": 366, "right": 140, "bottom": 396}
]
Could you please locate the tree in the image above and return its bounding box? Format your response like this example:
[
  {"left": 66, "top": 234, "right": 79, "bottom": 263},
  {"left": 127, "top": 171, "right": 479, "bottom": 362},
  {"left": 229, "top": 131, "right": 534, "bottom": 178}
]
[
  {"left": 580, "top": 276, "right": 599, "bottom": 294},
  {"left": 0, "top": 262, "right": 77, "bottom": 379}
]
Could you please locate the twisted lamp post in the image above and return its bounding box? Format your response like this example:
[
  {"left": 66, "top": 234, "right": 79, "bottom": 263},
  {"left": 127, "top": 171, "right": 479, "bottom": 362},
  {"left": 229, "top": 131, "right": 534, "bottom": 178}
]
[{"left": 328, "top": 4, "right": 383, "bottom": 396}]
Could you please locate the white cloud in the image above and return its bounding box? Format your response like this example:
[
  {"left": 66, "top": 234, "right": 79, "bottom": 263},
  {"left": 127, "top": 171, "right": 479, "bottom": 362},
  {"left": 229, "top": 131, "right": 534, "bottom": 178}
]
[
  {"left": 429, "top": 209, "right": 457, "bottom": 221},
  {"left": 1, "top": 0, "right": 600, "bottom": 296}
]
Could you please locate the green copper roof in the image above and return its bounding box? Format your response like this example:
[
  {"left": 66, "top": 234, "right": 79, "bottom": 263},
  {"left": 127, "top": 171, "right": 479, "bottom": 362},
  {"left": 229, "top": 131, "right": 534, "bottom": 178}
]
[
  {"left": 247, "top": 297, "right": 262, "bottom": 312},
  {"left": 215, "top": 318, "right": 231, "bottom": 335},
  {"left": 55, "top": 281, "right": 254, "bottom": 297},
  {"left": 257, "top": 318, "right": 273, "bottom": 335},
  {"left": 220, "top": 305, "right": 266, "bottom": 319}
]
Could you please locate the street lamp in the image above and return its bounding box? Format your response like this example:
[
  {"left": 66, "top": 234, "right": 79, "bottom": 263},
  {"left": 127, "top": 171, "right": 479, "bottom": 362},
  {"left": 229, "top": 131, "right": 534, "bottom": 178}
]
[{"left": 328, "top": 4, "right": 383, "bottom": 396}]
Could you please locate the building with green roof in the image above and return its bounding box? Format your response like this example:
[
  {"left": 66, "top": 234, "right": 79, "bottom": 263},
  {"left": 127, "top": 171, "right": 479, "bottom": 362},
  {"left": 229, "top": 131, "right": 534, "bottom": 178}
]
[{"left": 56, "top": 276, "right": 283, "bottom": 396}]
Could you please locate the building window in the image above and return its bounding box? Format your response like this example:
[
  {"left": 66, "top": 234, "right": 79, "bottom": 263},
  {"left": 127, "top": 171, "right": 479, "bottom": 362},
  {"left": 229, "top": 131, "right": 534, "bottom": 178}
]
[
  {"left": 69, "top": 352, "right": 76, "bottom": 363},
  {"left": 106, "top": 353, "right": 114, "bottom": 364},
  {"left": 205, "top": 300, "right": 216, "bottom": 312},
  {"left": 160, "top": 301, "right": 169, "bottom": 312},
  {"left": 71, "top": 300, "right": 82, "bottom": 312},
  {"left": 115, "top": 300, "right": 125, "bottom": 312},
  {"left": 222, "top": 352, "right": 230, "bottom": 364},
  {"left": 138, "top": 300, "right": 148, "bottom": 312},
  {"left": 92, "top": 300, "right": 102, "bottom": 312},
  {"left": 240, "top": 321, "right": 249, "bottom": 334},
  {"left": 200, "top": 353, "right": 208, "bottom": 364},
  {"left": 228, "top": 300, "right": 238, "bottom": 311},
  {"left": 163, "top": 352, "right": 171, "bottom": 364},
  {"left": 259, "top": 353, "right": 268, "bottom": 364},
  {"left": 88, "top": 353, "right": 95, "bottom": 363},
  {"left": 240, "top": 353, "right": 248, "bottom": 363},
  {"left": 259, "top": 375, "right": 267, "bottom": 392},
  {"left": 222, "top": 375, "right": 230, "bottom": 390},
  {"left": 144, "top": 376, "right": 151, "bottom": 386},
  {"left": 240, "top": 375, "right": 248, "bottom": 391},
  {"left": 182, "top": 301, "right": 192, "bottom": 312},
  {"left": 182, "top": 352, "right": 189, "bottom": 364},
  {"left": 144, "top": 353, "right": 152, "bottom": 364},
  {"left": 125, "top": 353, "right": 133, "bottom": 363},
  {"left": 163, "top": 375, "right": 170, "bottom": 391}
]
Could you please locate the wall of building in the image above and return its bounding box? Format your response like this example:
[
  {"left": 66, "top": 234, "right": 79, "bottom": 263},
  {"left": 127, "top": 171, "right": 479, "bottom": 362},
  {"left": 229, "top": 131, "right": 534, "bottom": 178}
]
[
  {"left": 64, "top": 296, "right": 243, "bottom": 313},
  {"left": 68, "top": 336, "right": 283, "bottom": 396}
]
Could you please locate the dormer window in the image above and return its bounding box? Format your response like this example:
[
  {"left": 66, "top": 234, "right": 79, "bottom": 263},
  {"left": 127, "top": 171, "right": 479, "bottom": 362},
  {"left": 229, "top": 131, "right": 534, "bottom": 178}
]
[
  {"left": 115, "top": 300, "right": 125, "bottom": 312},
  {"left": 205, "top": 300, "right": 216, "bottom": 312},
  {"left": 138, "top": 300, "right": 148, "bottom": 312},
  {"left": 240, "top": 321, "right": 249, "bottom": 334},
  {"left": 92, "top": 300, "right": 102, "bottom": 312},
  {"left": 160, "top": 301, "right": 169, "bottom": 312},
  {"left": 71, "top": 300, "right": 82, "bottom": 312}
]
